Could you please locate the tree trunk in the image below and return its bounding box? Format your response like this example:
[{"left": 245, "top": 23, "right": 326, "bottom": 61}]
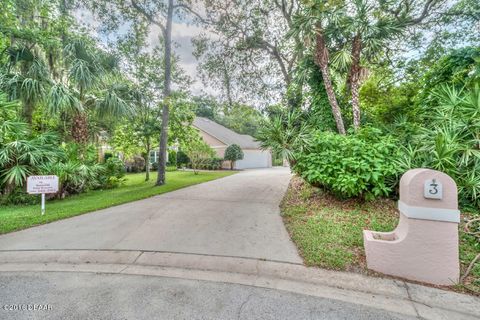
[
  {"left": 156, "top": 0, "right": 174, "bottom": 186},
  {"left": 22, "top": 100, "right": 34, "bottom": 124},
  {"left": 222, "top": 60, "right": 233, "bottom": 108},
  {"left": 71, "top": 113, "right": 89, "bottom": 144},
  {"left": 145, "top": 140, "right": 150, "bottom": 182},
  {"left": 314, "top": 29, "right": 346, "bottom": 135},
  {"left": 349, "top": 34, "right": 362, "bottom": 130}
]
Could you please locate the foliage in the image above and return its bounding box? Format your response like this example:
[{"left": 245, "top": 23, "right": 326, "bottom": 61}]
[
  {"left": 293, "top": 56, "right": 338, "bottom": 131},
  {"left": 125, "top": 156, "right": 145, "bottom": 173},
  {"left": 282, "top": 176, "right": 399, "bottom": 269},
  {"left": 0, "top": 187, "right": 39, "bottom": 205},
  {"left": 197, "top": 0, "right": 299, "bottom": 105},
  {"left": 176, "top": 151, "right": 190, "bottom": 167},
  {"left": 282, "top": 176, "right": 479, "bottom": 294},
  {"left": 192, "top": 95, "right": 263, "bottom": 137},
  {"left": 219, "top": 103, "right": 264, "bottom": 137},
  {"left": 99, "top": 157, "right": 126, "bottom": 189},
  {"left": 183, "top": 139, "right": 216, "bottom": 174},
  {"left": 0, "top": 123, "right": 63, "bottom": 193},
  {"left": 418, "top": 47, "right": 480, "bottom": 109},
  {"left": 256, "top": 109, "right": 311, "bottom": 165},
  {"left": 188, "top": 157, "right": 223, "bottom": 171},
  {"left": 167, "top": 150, "right": 177, "bottom": 167},
  {"left": 293, "top": 128, "right": 400, "bottom": 200},
  {"left": 396, "top": 85, "right": 480, "bottom": 208},
  {"left": 224, "top": 144, "right": 244, "bottom": 170},
  {"left": 359, "top": 68, "right": 418, "bottom": 124},
  {"left": 40, "top": 161, "right": 105, "bottom": 198},
  {"left": 111, "top": 124, "right": 144, "bottom": 162}
]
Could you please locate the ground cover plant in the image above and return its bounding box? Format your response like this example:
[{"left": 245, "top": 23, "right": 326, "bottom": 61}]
[{"left": 281, "top": 176, "right": 480, "bottom": 295}]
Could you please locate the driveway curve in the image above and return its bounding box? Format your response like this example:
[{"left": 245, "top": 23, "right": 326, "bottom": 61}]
[{"left": 0, "top": 167, "right": 301, "bottom": 263}]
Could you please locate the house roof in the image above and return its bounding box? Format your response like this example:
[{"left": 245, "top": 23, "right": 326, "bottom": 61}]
[{"left": 192, "top": 117, "right": 260, "bottom": 149}]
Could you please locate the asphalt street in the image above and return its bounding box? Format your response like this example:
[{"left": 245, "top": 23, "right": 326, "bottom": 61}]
[{"left": 0, "top": 272, "right": 414, "bottom": 320}]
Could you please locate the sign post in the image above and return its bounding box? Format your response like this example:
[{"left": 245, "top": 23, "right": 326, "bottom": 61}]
[{"left": 27, "top": 176, "right": 59, "bottom": 215}]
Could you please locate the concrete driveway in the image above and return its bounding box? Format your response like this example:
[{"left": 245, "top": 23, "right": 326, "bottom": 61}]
[{"left": 0, "top": 167, "right": 301, "bottom": 263}]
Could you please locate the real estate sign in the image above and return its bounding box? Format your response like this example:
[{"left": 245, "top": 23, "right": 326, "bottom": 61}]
[{"left": 27, "top": 175, "right": 59, "bottom": 194}]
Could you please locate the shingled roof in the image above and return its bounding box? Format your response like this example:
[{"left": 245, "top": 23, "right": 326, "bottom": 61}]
[{"left": 192, "top": 117, "right": 260, "bottom": 149}]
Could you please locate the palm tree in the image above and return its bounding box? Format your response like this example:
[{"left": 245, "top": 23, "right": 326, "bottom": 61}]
[
  {"left": 290, "top": 3, "right": 347, "bottom": 134},
  {"left": 256, "top": 109, "right": 311, "bottom": 165},
  {"left": 331, "top": 1, "right": 402, "bottom": 130},
  {"left": 0, "top": 46, "right": 50, "bottom": 124},
  {"left": 47, "top": 38, "right": 133, "bottom": 148},
  {"left": 0, "top": 93, "right": 63, "bottom": 194},
  {"left": 291, "top": 0, "right": 443, "bottom": 132}
]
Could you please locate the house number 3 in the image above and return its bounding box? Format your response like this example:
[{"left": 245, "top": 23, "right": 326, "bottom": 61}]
[{"left": 424, "top": 179, "right": 443, "bottom": 200}]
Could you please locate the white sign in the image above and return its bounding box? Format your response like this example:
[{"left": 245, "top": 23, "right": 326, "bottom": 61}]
[
  {"left": 27, "top": 175, "right": 59, "bottom": 194},
  {"left": 424, "top": 179, "right": 443, "bottom": 200}
]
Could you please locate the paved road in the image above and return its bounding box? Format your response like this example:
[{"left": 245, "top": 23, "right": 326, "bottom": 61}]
[
  {"left": 0, "top": 272, "right": 413, "bottom": 320},
  {"left": 0, "top": 168, "right": 301, "bottom": 263}
]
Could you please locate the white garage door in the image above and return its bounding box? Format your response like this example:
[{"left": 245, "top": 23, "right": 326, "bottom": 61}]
[{"left": 235, "top": 150, "right": 272, "bottom": 169}]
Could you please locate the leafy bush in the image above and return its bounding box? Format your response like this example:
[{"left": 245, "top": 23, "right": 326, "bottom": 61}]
[
  {"left": 167, "top": 150, "right": 177, "bottom": 167},
  {"left": 293, "top": 128, "right": 400, "bottom": 200},
  {"left": 103, "top": 157, "right": 126, "bottom": 179},
  {"left": 0, "top": 187, "right": 39, "bottom": 205},
  {"left": 183, "top": 139, "right": 216, "bottom": 174},
  {"left": 103, "top": 152, "right": 113, "bottom": 162},
  {"left": 256, "top": 109, "right": 311, "bottom": 165},
  {"left": 98, "top": 157, "right": 126, "bottom": 189},
  {"left": 125, "top": 156, "right": 145, "bottom": 173},
  {"left": 176, "top": 151, "right": 190, "bottom": 167},
  {"left": 224, "top": 144, "right": 244, "bottom": 170},
  {"left": 40, "top": 161, "right": 106, "bottom": 198},
  {"left": 0, "top": 96, "right": 64, "bottom": 195},
  {"left": 187, "top": 157, "right": 223, "bottom": 170},
  {"left": 396, "top": 85, "right": 480, "bottom": 208}
]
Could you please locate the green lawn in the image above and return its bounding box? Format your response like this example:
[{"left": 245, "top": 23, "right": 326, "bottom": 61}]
[
  {"left": 281, "top": 176, "right": 480, "bottom": 295},
  {"left": 0, "top": 170, "right": 235, "bottom": 235}
]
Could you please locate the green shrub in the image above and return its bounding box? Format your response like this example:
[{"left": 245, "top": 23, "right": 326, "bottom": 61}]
[
  {"left": 167, "top": 150, "right": 177, "bottom": 167},
  {"left": 224, "top": 144, "right": 244, "bottom": 170},
  {"left": 103, "top": 152, "right": 113, "bottom": 162},
  {"left": 0, "top": 187, "right": 39, "bottom": 205},
  {"left": 125, "top": 156, "right": 145, "bottom": 173},
  {"left": 396, "top": 85, "right": 480, "bottom": 209},
  {"left": 176, "top": 151, "right": 190, "bottom": 167},
  {"left": 103, "top": 157, "right": 126, "bottom": 178},
  {"left": 40, "top": 161, "right": 106, "bottom": 197},
  {"left": 293, "top": 128, "right": 400, "bottom": 200},
  {"left": 97, "top": 157, "right": 126, "bottom": 189},
  {"left": 187, "top": 157, "right": 223, "bottom": 170},
  {"left": 183, "top": 140, "right": 216, "bottom": 174}
]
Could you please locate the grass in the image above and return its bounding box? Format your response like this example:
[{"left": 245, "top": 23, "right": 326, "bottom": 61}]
[
  {"left": 281, "top": 176, "right": 480, "bottom": 295},
  {"left": 0, "top": 170, "right": 235, "bottom": 235}
]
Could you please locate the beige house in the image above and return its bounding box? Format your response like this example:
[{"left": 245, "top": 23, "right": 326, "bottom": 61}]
[{"left": 192, "top": 117, "right": 272, "bottom": 169}]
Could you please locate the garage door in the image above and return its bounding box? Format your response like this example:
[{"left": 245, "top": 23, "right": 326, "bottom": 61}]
[{"left": 235, "top": 150, "right": 272, "bottom": 169}]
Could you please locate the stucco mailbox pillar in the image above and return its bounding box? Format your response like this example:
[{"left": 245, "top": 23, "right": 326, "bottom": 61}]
[{"left": 363, "top": 168, "right": 460, "bottom": 285}]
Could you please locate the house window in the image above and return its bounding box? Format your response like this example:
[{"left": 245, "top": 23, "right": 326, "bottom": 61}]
[
  {"left": 149, "top": 151, "right": 168, "bottom": 164},
  {"left": 149, "top": 151, "right": 158, "bottom": 164}
]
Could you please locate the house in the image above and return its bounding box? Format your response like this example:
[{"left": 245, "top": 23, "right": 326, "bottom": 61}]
[{"left": 192, "top": 117, "right": 272, "bottom": 169}]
